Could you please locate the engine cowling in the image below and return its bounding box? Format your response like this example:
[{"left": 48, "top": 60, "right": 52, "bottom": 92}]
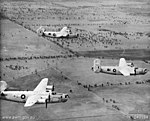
[
  {"left": 37, "top": 99, "right": 46, "bottom": 103},
  {"left": 127, "top": 62, "right": 134, "bottom": 67},
  {"left": 46, "top": 85, "right": 54, "bottom": 91}
]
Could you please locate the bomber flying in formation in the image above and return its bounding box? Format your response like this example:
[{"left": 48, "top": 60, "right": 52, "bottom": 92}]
[
  {"left": 91, "top": 58, "right": 148, "bottom": 76},
  {"left": 0, "top": 78, "right": 69, "bottom": 108},
  {"left": 37, "top": 26, "right": 78, "bottom": 38}
]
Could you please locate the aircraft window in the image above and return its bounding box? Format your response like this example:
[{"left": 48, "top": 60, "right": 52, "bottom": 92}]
[
  {"left": 107, "top": 68, "right": 111, "bottom": 71},
  {"left": 48, "top": 33, "right": 51, "bottom": 35},
  {"left": 53, "top": 33, "right": 56, "bottom": 37},
  {"left": 46, "top": 90, "right": 49, "bottom": 92}
]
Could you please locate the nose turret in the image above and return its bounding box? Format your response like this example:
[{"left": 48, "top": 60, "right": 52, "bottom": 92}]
[
  {"left": 143, "top": 68, "right": 148, "bottom": 74},
  {"left": 137, "top": 68, "right": 148, "bottom": 74},
  {"left": 61, "top": 94, "right": 69, "bottom": 102}
]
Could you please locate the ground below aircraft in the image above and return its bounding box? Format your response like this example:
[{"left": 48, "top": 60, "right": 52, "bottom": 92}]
[
  {"left": 91, "top": 58, "right": 148, "bottom": 76},
  {"left": 0, "top": 78, "right": 69, "bottom": 108}
]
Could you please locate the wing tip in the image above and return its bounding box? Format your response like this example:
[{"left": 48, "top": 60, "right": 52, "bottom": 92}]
[
  {"left": 41, "top": 78, "right": 48, "bottom": 82},
  {"left": 24, "top": 104, "right": 30, "bottom": 107},
  {"left": 120, "top": 58, "right": 125, "bottom": 61}
]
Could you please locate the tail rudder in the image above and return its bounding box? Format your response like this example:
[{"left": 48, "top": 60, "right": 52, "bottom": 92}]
[
  {"left": 93, "top": 59, "right": 101, "bottom": 73},
  {"left": 37, "top": 26, "right": 45, "bottom": 36},
  {"left": 0, "top": 81, "right": 8, "bottom": 93}
]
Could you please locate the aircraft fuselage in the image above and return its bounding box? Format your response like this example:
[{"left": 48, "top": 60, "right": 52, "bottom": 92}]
[
  {"left": 94, "top": 66, "right": 147, "bottom": 75},
  {"left": 0, "top": 91, "right": 68, "bottom": 104},
  {"left": 42, "top": 31, "right": 78, "bottom": 38}
]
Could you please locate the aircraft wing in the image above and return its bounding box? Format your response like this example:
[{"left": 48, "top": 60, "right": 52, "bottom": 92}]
[
  {"left": 119, "top": 58, "right": 130, "bottom": 76},
  {"left": 55, "top": 33, "right": 63, "bottom": 37},
  {"left": 62, "top": 33, "right": 68, "bottom": 37},
  {"left": 24, "top": 95, "right": 41, "bottom": 107},
  {"left": 119, "top": 68, "right": 130, "bottom": 76},
  {"left": 56, "top": 32, "right": 68, "bottom": 37},
  {"left": 33, "top": 78, "right": 48, "bottom": 92}
]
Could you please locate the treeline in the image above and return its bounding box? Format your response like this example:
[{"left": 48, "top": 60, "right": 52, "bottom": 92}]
[
  {"left": 0, "top": 54, "right": 77, "bottom": 62},
  {"left": 77, "top": 79, "right": 150, "bottom": 91}
]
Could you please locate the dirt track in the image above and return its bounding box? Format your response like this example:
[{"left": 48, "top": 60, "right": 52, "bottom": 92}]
[{"left": 78, "top": 49, "right": 150, "bottom": 60}]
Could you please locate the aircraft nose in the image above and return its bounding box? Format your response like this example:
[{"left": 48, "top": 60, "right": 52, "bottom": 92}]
[
  {"left": 61, "top": 94, "right": 69, "bottom": 102},
  {"left": 65, "top": 94, "right": 70, "bottom": 98},
  {"left": 63, "top": 94, "right": 69, "bottom": 98},
  {"left": 144, "top": 68, "right": 148, "bottom": 73}
]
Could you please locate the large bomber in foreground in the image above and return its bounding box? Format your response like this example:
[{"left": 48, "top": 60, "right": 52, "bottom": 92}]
[{"left": 0, "top": 78, "right": 69, "bottom": 108}]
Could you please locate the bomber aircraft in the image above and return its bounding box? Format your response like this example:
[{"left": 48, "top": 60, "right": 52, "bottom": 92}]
[
  {"left": 91, "top": 58, "right": 148, "bottom": 76},
  {"left": 37, "top": 26, "right": 78, "bottom": 38},
  {"left": 0, "top": 78, "right": 69, "bottom": 108}
]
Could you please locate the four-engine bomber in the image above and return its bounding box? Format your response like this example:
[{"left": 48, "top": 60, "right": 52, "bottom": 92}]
[{"left": 0, "top": 78, "right": 69, "bottom": 108}]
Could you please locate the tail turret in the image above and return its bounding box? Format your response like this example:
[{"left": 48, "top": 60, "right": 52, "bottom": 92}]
[
  {"left": 37, "top": 26, "right": 45, "bottom": 36},
  {"left": 0, "top": 81, "right": 8, "bottom": 93},
  {"left": 92, "top": 59, "right": 101, "bottom": 73}
]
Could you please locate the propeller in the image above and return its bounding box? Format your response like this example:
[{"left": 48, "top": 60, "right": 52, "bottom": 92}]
[
  {"left": 45, "top": 99, "right": 48, "bottom": 108},
  {"left": 48, "top": 94, "right": 51, "bottom": 102},
  {"left": 45, "top": 94, "right": 51, "bottom": 109},
  {"left": 52, "top": 84, "right": 55, "bottom": 91}
]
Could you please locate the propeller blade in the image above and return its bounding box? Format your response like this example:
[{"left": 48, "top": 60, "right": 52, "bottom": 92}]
[
  {"left": 48, "top": 94, "right": 51, "bottom": 102},
  {"left": 45, "top": 99, "right": 48, "bottom": 109},
  {"left": 52, "top": 84, "right": 54, "bottom": 91}
]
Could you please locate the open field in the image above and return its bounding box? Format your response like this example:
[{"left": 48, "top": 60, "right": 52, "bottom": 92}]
[
  {"left": 1, "top": 0, "right": 150, "bottom": 51},
  {"left": 0, "top": 0, "right": 150, "bottom": 121}
]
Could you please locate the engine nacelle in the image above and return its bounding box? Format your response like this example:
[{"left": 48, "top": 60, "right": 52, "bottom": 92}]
[
  {"left": 46, "top": 85, "right": 54, "bottom": 91},
  {"left": 37, "top": 99, "right": 46, "bottom": 103},
  {"left": 134, "top": 68, "right": 148, "bottom": 75},
  {"left": 127, "top": 62, "right": 134, "bottom": 67}
]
